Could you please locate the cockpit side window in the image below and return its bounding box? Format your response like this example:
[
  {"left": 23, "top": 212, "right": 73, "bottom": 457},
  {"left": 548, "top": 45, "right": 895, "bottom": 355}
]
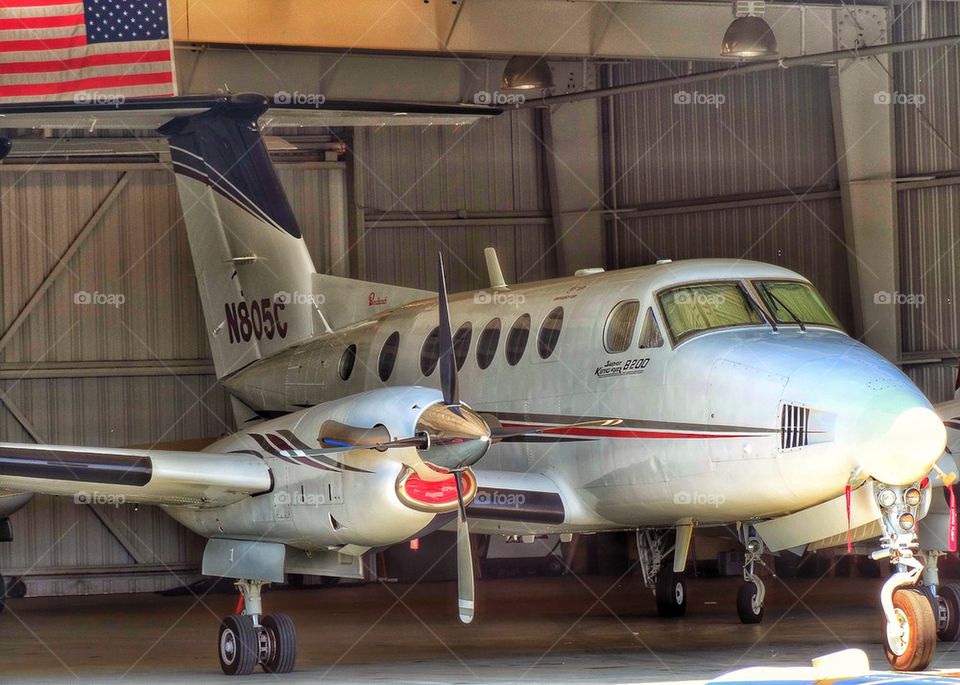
[
  {"left": 659, "top": 283, "right": 763, "bottom": 343},
  {"left": 604, "top": 300, "right": 640, "bottom": 353},
  {"left": 753, "top": 280, "right": 841, "bottom": 329},
  {"left": 638, "top": 308, "right": 664, "bottom": 349}
]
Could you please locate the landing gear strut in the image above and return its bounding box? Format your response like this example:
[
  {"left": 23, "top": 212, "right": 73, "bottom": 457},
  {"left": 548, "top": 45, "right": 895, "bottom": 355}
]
[
  {"left": 737, "top": 527, "right": 765, "bottom": 624},
  {"left": 873, "top": 483, "right": 936, "bottom": 671},
  {"left": 636, "top": 529, "right": 687, "bottom": 618},
  {"left": 218, "top": 579, "right": 297, "bottom": 676}
]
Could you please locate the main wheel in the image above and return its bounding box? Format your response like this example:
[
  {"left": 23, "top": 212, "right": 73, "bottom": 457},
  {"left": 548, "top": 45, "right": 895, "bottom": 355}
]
[
  {"left": 883, "top": 588, "right": 937, "bottom": 671},
  {"left": 261, "top": 613, "right": 297, "bottom": 674},
  {"left": 219, "top": 614, "right": 259, "bottom": 676},
  {"left": 936, "top": 584, "right": 960, "bottom": 642},
  {"left": 655, "top": 571, "right": 687, "bottom": 618},
  {"left": 736, "top": 582, "right": 764, "bottom": 624}
]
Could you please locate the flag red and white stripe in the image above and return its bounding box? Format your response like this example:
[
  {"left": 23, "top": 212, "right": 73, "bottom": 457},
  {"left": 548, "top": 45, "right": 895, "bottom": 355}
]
[{"left": 0, "top": 0, "right": 176, "bottom": 103}]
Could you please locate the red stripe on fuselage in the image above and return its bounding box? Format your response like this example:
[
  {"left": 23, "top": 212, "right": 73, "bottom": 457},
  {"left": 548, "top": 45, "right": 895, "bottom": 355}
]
[{"left": 500, "top": 423, "right": 761, "bottom": 440}]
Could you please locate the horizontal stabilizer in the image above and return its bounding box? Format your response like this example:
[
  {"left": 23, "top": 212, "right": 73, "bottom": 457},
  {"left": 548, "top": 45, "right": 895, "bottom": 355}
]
[
  {"left": 0, "top": 442, "right": 271, "bottom": 508},
  {"left": 0, "top": 93, "right": 500, "bottom": 132}
]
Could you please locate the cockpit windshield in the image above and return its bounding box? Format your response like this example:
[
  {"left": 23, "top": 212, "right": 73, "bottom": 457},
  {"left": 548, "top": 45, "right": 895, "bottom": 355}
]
[
  {"left": 659, "top": 283, "right": 763, "bottom": 343},
  {"left": 753, "top": 280, "right": 841, "bottom": 328}
]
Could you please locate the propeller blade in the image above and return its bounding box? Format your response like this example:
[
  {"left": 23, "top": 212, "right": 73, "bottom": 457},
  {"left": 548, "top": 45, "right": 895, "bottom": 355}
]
[
  {"left": 280, "top": 440, "right": 455, "bottom": 483},
  {"left": 436, "top": 253, "right": 460, "bottom": 409},
  {"left": 454, "top": 470, "right": 475, "bottom": 624},
  {"left": 489, "top": 418, "right": 623, "bottom": 442}
]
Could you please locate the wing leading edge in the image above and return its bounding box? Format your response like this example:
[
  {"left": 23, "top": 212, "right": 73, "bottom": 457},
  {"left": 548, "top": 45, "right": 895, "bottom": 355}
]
[{"left": 0, "top": 443, "right": 271, "bottom": 507}]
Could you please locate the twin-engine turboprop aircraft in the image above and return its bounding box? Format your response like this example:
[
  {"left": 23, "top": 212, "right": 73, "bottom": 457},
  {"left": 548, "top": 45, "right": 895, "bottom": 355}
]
[{"left": 0, "top": 93, "right": 953, "bottom": 675}]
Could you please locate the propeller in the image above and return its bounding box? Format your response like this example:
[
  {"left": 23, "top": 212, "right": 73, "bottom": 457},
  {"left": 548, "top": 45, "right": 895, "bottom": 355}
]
[{"left": 277, "top": 253, "right": 624, "bottom": 624}]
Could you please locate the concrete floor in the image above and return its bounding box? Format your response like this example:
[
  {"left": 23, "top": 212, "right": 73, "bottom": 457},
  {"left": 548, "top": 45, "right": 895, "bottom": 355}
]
[{"left": 2, "top": 576, "right": 960, "bottom": 684}]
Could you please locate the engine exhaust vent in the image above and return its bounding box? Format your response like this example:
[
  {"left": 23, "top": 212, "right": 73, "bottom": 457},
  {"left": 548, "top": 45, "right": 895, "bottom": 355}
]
[{"left": 780, "top": 403, "right": 810, "bottom": 449}]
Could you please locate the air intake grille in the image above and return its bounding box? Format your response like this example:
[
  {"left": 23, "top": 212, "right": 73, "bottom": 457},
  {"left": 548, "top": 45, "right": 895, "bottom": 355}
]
[{"left": 780, "top": 404, "right": 810, "bottom": 449}]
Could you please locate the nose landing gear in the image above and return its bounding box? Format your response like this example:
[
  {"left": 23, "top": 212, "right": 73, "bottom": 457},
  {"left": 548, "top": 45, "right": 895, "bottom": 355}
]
[
  {"left": 218, "top": 579, "right": 298, "bottom": 676},
  {"left": 873, "top": 484, "right": 936, "bottom": 672},
  {"left": 737, "top": 529, "right": 765, "bottom": 624}
]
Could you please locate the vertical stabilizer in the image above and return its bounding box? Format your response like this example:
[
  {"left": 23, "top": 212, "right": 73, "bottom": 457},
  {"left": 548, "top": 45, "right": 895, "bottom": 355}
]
[{"left": 159, "top": 97, "right": 318, "bottom": 378}]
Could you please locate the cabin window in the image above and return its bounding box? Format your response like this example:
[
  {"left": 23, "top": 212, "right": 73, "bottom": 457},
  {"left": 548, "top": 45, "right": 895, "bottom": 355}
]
[
  {"left": 454, "top": 322, "right": 473, "bottom": 370},
  {"left": 378, "top": 331, "right": 401, "bottom": 382},
  {"left": 638, "top": 308, "right": 664, "bottom": 349},
  {"left": 339, "top": 344, "right": 357, "bottom": 381},
  {"left": 476, "top": 318, "right": 501, "bottom": 370},
  {"left": 505, "top": 314, "right": 531, "bottom": 366},
  {"left": 420, "top": 326, "right": 440, "bottom": 376},
  {"left": 537, "top": 307, "right": 564, "bottom": 359},
  {"left": 753, "top": 280, "right": 841, "bottom": 328},
  {"left": 659, "top": 283, "right": 762, "bottom": 343},
  {"left": 604, "top": 300, "right": 640, "bottom": 352}
]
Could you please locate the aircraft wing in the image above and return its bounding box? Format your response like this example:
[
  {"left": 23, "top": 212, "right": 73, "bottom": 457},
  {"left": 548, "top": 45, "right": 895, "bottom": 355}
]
[
  {"left": 0, "top": 442, "right": 271, "bottom": 508},
  {"left": 464, "top": 469, "right": 571, "bottom": 535},
  {"left": 0, "top": 94, "right": 500, "bottom": 131}
]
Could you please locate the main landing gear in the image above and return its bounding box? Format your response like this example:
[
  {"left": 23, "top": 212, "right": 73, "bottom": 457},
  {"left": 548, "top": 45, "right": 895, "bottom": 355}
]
[
  {"left": 737, "top": 528, "right": 765, "bottom": 624},
  {"left": 218, "top": 579, "right": 297, "bottom": 676},
  {"left": 636, "top": 529, "right": 687, "bottom": 617},
  {"left": 872, "top": 484, "right": 937, "bottom": 672},
  {"left": 919, "top": 551, "right": 960, "bottom": 642}
]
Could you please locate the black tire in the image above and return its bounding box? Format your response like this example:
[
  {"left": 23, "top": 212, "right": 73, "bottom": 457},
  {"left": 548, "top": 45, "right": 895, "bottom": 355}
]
[
  {"left": 0, "top": 574, "right": 6, "bottom": 614},
  {"left": 261, "top": 613, "right": 297, "bottom": 674},
  {"left": 655, "top": 571, "right": 687, "bottom": 618},
  {"left": 937, "top": 584, "right": 960, "bottom": 642},
  {"left": 883, "top": 588, "right": 936, "bottom": 671},
  {"left": 737, "top": 582, "right": 764, "bottom": 624},
  {"left": 218, "top": 614, "right": 259, "bottom": 676}
]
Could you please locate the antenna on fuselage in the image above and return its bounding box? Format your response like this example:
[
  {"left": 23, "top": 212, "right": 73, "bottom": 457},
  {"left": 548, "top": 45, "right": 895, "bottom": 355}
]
[{"left": 484, "top": 247, "right": 508, "bottom": 290}]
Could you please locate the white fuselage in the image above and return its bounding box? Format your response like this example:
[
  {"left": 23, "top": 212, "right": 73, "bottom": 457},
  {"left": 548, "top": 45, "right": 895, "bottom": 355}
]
[{"left": 215, "top": 259, "right": 944, "bottom": 536}]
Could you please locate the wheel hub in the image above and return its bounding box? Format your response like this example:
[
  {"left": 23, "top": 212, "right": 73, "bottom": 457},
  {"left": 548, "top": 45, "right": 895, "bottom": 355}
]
[
  {"left": 220, "top": 629, "right": 237, "bottom": 665},
  {"left": 674, "top": 582, "right": 684, "bottom": 605},
  {"left": 887, "top": 607, "right": 910, "bottom": 657}
]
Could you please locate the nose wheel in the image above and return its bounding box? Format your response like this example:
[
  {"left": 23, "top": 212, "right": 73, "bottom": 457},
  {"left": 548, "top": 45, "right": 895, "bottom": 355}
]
[
  {"left": 873, "top": 482, "right": 937, "bottom": 671},
  {"left": 218, "top": 580, "right": 298, "bottom": 676},
  {"left": 883, "top": 588, "right": 937, "bottom": 671}
]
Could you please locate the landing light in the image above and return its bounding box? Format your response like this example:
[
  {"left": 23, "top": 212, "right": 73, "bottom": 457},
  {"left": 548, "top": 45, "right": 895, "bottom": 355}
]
[
  {"left": 904, "top": 487, "right": 922, "bottom": 507},
  {"left": 898, "top": 513, "right": 916, "bottom": 531},
  {"left": 877, "top": 488, "right": 897, "bottom": 508}
]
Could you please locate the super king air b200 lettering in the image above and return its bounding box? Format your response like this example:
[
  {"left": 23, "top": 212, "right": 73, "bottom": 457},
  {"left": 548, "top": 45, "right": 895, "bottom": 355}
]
[{"left": 0, "top": 93, "right": 953, "bottom": 675}]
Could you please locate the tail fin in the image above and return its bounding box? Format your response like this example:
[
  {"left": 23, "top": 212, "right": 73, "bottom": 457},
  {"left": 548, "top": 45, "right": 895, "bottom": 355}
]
[{"left": 159, "top": 99, "right": 318, "bottom": 378}]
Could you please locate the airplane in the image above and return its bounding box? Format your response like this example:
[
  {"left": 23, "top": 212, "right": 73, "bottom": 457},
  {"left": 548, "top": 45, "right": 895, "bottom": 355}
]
[{"left": 0, "top": 92, "right": 954, "bottom": 675}]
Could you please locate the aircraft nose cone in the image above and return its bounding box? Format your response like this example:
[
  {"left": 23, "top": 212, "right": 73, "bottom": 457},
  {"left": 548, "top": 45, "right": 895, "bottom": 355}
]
[{"left": 859, "top": 405, "right": 946, "bottom": 485}]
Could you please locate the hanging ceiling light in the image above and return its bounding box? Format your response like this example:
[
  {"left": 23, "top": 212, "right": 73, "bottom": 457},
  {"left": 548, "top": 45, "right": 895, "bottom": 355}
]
[
  {"left": 501, "top": 55, "right": 554, "bottom": 91},
  {"left": 721, "top": 0, "right": 778, "bottom": 58}
]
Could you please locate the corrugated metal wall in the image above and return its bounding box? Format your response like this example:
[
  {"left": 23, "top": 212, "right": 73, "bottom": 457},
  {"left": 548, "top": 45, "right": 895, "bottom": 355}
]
[
  {"left": 894, "top": 2, "right": 960, "bottom": 401},
  {"left": 0, "top": 162, "right": 344, "bottom": 594},
  {"left": 602, "top": 60, "right": 854, "bottom": 328},
  {"left": 355, "top": 109, "right": 554, "bottom": 290}
]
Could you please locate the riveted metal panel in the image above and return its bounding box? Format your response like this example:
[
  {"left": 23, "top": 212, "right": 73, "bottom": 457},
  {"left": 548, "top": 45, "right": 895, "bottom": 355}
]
[
  {"left": 603, "top": 60, "right": 838, "bottom": 208},
  {"left": 898, "top": 185, "right": 960, "bottom": 355},
  {"left": 892, "top": 3, "right": 960, "bottom": 177}
]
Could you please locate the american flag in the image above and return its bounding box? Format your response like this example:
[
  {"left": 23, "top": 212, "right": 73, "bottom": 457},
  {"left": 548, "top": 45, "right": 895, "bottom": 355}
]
[{"left": 0, "top": 0, "right": 176, "bottom": 102}]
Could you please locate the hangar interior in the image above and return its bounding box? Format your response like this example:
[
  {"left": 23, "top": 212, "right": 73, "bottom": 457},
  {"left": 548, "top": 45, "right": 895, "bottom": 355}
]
[{"left": 0, "top": 0, "right": 957, "bottom": 606}]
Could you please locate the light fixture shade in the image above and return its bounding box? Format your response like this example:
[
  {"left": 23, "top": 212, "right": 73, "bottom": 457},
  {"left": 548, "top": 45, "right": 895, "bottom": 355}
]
[
  {"left": 501, "top": 55, "right": 554, "bottom": 91},
  {"left": 721, "top": 16, "right": 778, "bottom": 58}
]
